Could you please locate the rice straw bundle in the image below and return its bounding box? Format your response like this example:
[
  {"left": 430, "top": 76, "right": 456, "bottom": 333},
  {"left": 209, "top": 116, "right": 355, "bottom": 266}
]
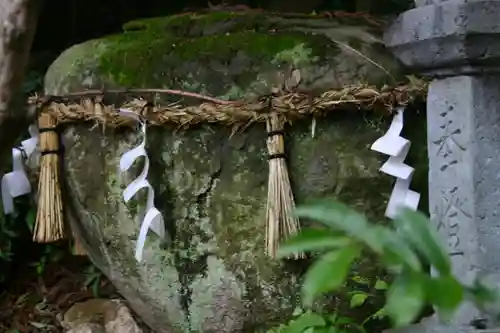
[
  {"left": 265, "top": 113, "right": 302, "bottom": 259},
  {"left": 33, "top": 112, "right": 65, "bottom": 243}
]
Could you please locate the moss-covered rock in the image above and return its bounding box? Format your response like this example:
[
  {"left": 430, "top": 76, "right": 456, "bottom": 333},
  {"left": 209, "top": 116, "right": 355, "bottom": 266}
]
[
  {"left": 43, "top": 11, "right": 427, "bottom": 333},
  {"left": 44, "top": 11, "right": 403, "bottom": 99}
]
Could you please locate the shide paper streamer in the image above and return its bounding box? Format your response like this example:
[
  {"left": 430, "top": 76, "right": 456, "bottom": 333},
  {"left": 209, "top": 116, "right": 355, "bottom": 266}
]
[
  {"left": 2, "top": 125, "right": 39, "bottom": 214},
  {"left": 118, "top": 109, "right": 165, "bottom": 262},
  {"left": 370, "top": 107, "right": 420, "bottom": 219}
]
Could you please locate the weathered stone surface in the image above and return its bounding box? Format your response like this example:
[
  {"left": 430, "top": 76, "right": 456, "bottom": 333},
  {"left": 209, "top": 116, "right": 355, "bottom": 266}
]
[
  {"left": 384, "top": 0, "right": 500, "bottom": 77},
  {"left": 43, "top": 11, "right": 427, "bottom": 333},
  {"left": 44, "top": 11, "right": 404, "bottom": 98}
]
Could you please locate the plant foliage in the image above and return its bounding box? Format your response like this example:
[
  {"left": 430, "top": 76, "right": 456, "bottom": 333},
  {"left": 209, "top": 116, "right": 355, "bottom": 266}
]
[{"left": 271, "top": 200, "right": 499, "bottom": 332}]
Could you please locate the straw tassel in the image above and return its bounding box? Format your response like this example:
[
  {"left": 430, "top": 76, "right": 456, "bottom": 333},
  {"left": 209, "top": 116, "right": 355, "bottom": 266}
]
[
  {"left": 33, "top": 112, "right": 65, "bottom": 243},
  {"left": 265, "top": 113, "right": 302, "bottom": 259}
]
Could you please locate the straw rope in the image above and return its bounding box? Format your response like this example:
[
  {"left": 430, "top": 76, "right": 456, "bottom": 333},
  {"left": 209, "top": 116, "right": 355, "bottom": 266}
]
[
  {"left": 27, "top": 80, "right": 427, "bottom": 129},
  {"left": 25, "top": 78, "right": 427, "bottom": 257}
]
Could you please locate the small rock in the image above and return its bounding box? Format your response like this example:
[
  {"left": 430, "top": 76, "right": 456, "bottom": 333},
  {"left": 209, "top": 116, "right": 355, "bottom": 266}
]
[
  {"left": 62, "top": 299, "right": 142, "bottom": 333},
  {"left": 63, "top": 299, "right": 109, "bottom": 330},
  {"left": 103, "top": 300, "right": 143, "bottom": 333},
  {"left": 66, "top": 323, "right": 106, "bottom": 333}
]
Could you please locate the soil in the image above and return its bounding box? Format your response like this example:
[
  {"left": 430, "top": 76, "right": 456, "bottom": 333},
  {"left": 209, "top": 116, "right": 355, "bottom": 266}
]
[{"left": 0, "top": 253, "right": 153, "bottom": 333}]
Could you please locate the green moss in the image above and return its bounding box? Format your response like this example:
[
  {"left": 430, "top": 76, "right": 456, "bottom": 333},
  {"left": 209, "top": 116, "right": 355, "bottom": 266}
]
[
  {"left": 123, "top": 11, "right": 274, "bottom": 37},
  {"left": 94, "top": 10, "right": 341, "bottom": 89},
  {"left": 46, "top": 11, "right": 403, "bottom": 98},
  {"left": 176, "top": 31, "right": 329, "bottom": 61},
  {"left": 97, "top": 29, "right": 333, "bottom": 89},
  {"left": 96, "top": 31, "right": 173, "bottom": 87},
  {"left": 123, "top": 15, "right": 195, "bottom": 32}
]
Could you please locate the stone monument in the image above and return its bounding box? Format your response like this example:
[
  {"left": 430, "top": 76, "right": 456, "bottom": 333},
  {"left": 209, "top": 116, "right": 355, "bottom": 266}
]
[{"left": 384, "top": 0, "right": 500, "bottom": 332}]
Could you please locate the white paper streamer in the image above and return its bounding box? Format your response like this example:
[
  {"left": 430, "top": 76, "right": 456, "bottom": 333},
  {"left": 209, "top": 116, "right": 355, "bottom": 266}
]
[
  {"left": 1, "top": 125, "right": 39, "bottom": 214},
  {"left": 370, "top": 107, "right": 420, "bottom": 219},
  {"left": 118, "top": 108, "right": 165, "bottom": 262}
]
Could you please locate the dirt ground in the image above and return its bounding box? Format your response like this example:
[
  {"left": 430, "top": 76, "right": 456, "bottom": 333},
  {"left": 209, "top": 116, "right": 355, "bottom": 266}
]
[{"left": 0, "top": 255, "right": 152, "bottom": 333}]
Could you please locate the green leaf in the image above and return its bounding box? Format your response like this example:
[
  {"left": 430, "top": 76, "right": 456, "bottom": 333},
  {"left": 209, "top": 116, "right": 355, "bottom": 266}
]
[
  {"left": 292, "top": 306, "right": 304, "bottom": 316},
  {"left": 277, "top": 229, "right": 352, "bottom": 258},
  {"left": 393, "top": 209, "right": 451, "bottom": 275},
  {"left": 385, "top": 272, "right": 425, "bottom": 327},
  {"left": 302, "top": 245, "right": 361, "bottom": 306},
  {"left": 350, "top": 292, "right": 368, "bottom": 308},
  {"left": 84, "top": 273, "right": 97, "bottom": 287},
  {"left": 312, "top": 327, "right": 340, "bottom": 333},
  {"left": 25, "top": 208, "right": 36, "bottom": 231},
  {"left": 351, "top": 276, "right": 370, "bottom": 285},
  {"left": 426, "top": 275, "right": 463, "bottom": 318},
  {"left": 36, "top": 263, "right": 45, "bottom": 275},
  {"left": 374, "top": 280, "right": 388, "bottom": 290},
  {"left": 284, "top": 312, "right": 326, "bottom": 333},
  {"left": 91, "top": 280, "right": 100, "bottom": 297},
  {"left": 334, "top": 316, "right": 354, "bottom": 326},
  {"left": 295, "top": 201, "right": 383, "bottom": 253},
  {"left": 348, "top": 323, "right": 367, "bottom": 333},
  {"left": 326, "top": 313, "right": 338, "bottom": 325},
  {"left": 375, "top": 227, "right": 422, "bottom": 272},
  {"left": 370, "top": 307, "right": 387, "bottom": 320}
]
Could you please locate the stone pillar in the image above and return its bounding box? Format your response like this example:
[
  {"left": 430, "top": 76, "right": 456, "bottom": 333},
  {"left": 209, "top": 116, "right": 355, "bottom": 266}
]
[{"left": 384, "top": 1, "right": 500, "bottom": 332}]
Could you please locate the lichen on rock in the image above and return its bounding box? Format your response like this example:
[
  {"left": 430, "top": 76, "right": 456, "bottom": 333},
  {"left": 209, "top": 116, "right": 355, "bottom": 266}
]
[{"left": 43, "top": 10, "right": 427, "bottom": 333}]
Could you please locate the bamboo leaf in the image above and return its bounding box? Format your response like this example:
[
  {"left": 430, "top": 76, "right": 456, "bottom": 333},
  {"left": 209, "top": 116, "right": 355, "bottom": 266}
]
[
  {"left": 393, "top": 209, "right": 451, "bottom": 275},
  {"left": 375, "top": 227, "right": 422, "bottom": 272},
  {"left": 374, "top": 279, "right": 388, "bottom": 291},
  {"left": 385, "top": 272, "right": 425, "bottom": 327},
  {"left": 283, "top": 312, "right": 326, "bottom": 333},
  {"left": 277, "top": 229, "right": 353, "bottom": 257},
  {"left": 302, "top": 245, "right": 361, "bottom": 307},
  {"left": 295, "top": 201, "right": 383, "bottom": 253},
  {"left": 426, "top": 275, "right": 463, "bottom": 320},
  {"left": 350, "top": 292, "right": 369, "bottom": 308}
]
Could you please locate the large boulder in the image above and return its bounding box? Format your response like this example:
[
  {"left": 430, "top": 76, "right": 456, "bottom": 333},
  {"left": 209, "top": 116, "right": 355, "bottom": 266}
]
[{"left": 42, "top": 11, "right": 428, "bottom": 333}]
